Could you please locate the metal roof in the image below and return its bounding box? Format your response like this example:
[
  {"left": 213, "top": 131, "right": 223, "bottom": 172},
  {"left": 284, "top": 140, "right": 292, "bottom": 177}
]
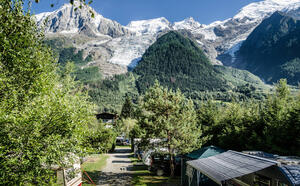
[
  {"left": 187, "top": 150, "right": 278, "bottom": 185},
  {"left": 280, "top": 165, "right": 300, "bottom": 186}
]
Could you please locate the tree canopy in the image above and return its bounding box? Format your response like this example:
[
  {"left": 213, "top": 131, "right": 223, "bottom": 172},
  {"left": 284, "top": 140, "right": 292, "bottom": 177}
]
[
  {"left": 0, "top": 0, "right": 97, "bottom": 184},
  {"left": 138, "top": 81, "right": 202, "bottom": 176}
]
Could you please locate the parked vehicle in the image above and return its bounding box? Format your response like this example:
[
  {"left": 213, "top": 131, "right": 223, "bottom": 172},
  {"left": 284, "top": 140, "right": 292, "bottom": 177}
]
[
  {"left": 148, "top": 152, "right": 181, "bottom": 176},
  {"left": 116, "top": 136, "right": 130, "bottom": 146}
]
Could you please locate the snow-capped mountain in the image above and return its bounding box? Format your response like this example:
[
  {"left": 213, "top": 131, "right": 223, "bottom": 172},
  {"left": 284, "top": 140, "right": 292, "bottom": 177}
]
[
  {"left": 233, "top": 0, "right": 300, "bottom": 21},
  {"left": 218, "top": 0, "right": 300, "bottom": 65},
  {"left": 126, "top": 17, "right": 172, "bottom": 36},
  {"left": 283, "top": 2, "right": 300, "bottom": 19},
  {"left": 35, "top": 0, "right": 300, "bottom": 76},
  {"left": 173, "top": 17, "right": 203, "bottom": 31},
  {"left": 36, "top": 3, "right": 132, "bottom": 38}
]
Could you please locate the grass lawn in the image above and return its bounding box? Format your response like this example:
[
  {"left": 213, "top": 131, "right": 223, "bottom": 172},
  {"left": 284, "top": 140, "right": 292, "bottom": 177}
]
[
  {"left": 81, "top": 154, "right": 108, "bottom": 185},
  {"left": 116, "top": 145, "right": 131, "bottom": 149},
  {"left": 130, "top": 156, "right": 180, "bottom": 186}
]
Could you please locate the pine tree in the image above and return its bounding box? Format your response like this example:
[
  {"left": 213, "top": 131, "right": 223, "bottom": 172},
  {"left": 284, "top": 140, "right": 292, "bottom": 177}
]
[
  {"left": 138, "top": 81, "right": 202, "bottom": 177},
  {"left": 120, "top": 95, "right": 135, "bottom": 119}
]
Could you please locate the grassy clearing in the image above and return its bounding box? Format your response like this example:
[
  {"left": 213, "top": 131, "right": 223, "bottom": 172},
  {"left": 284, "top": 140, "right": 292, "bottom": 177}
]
[
  {"left": 116, "top": 145, "right": 131, "bottom": 149},
  {"left": 130, "top": 156, "right": 180, "bottom": 186},
  {"left": 81, "top": 154, "right": 108, "bottom": 185}
]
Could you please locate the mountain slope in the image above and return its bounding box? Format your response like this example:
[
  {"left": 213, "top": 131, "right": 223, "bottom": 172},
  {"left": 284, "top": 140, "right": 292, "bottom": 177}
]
[
  {"left": 232, "top": 11, "right": 300, "bottom": 85},
  {"left": 36, "top": 0, "right": 300, "bottom": 70},
  {"left": 133, "top": 31, "right": 225, "bottom": 93},
  {"left": 210, "top": 0, "right": 300, "bottom": 63},
  {"left": 133, "top": 31, "right": 267, "bottom": 95},
  {"left": 36, "top": 3, "right": 132, "bottom": 38}
]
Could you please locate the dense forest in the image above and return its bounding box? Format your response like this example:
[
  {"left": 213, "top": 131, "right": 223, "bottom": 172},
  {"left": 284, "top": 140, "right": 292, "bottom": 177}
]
[
  {"left": 133, "top": 31, "right": 225, "bottom": 92},
  {"left": 127, "top": 79, "right": 300, "bottom": 157}
]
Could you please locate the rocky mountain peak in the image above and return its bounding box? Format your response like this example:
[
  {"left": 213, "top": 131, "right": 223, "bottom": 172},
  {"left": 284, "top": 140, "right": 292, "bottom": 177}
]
[
  {"left": 35, "top": 3, "right": 132, "bottom": 38},
  {"left": 233, "top": 0, "right": 300, "bottom": 22},
  {"left": 126, "top": 17, "right": 172, "bottom": 35},
  {"left": 173, "top": 17, "right": 203, "bottom": 31}
]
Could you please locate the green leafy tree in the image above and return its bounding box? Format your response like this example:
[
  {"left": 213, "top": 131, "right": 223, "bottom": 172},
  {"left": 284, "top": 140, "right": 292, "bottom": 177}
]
[
  {"left": 0, "top": 1, "right": 96, "bottom": 184},
  {"left": 138, "top": 81, "right": 202, "bottom": 177},
  {"left": 198, "top": 79, "right": 300, "bottom": 156},
  {"left": 84, "top": 124, "right": 117, "bottom": 153}
]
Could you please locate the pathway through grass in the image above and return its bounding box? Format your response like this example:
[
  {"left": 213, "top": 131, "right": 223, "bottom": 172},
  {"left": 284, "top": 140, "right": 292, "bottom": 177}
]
[{"left": 81, "top": 154, "right": 109, "bottom": 185}]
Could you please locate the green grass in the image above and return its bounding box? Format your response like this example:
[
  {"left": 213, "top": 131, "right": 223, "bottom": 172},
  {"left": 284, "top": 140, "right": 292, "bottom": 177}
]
[
  {"left": 116, "top": 145, "right": 131, "bottom": 149},
  {"left": 81, "top": 154, "right": 108, "bottom": 185},
  {"left": 130, "top": 156, "right": 180, "bottom": 186}
]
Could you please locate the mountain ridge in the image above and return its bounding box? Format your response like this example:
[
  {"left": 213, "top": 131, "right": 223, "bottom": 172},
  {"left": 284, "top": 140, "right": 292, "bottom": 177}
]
[
  {"left": 229, "top": 10, "right": 300, "bottom": 85},
  {"left": 36, "top": 0, "right": 300, "bottom": 77}
]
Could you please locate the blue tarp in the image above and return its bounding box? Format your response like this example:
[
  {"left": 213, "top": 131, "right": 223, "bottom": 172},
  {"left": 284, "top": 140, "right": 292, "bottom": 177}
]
[{"left": 281, "top": 165, "right": 300, "bottom": 186}]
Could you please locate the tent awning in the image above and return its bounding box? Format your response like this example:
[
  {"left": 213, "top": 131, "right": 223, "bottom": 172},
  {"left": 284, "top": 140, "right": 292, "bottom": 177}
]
[
  {"left": 187, "top": 150, "right": 278, "bottom": 185},
  {"left": 185, "top": 145, "right": 225, "bottom": 160},
  {"left": 280, "top": 165, "right": 300, "bottom": 186}
]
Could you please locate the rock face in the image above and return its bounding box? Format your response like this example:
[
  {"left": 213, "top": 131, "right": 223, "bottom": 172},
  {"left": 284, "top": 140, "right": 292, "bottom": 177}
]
[
  {"left": 36, "top": 0, "right": 300, "bottom": 77},
  {"left": 36, "top": 3, "right": 132, "bottom": 38},
  {"left": 197, "top": 0, "right": 300, "bottom": 64},
  {"left": 230, "top": 10, "right": 300, "bottom": 85}
]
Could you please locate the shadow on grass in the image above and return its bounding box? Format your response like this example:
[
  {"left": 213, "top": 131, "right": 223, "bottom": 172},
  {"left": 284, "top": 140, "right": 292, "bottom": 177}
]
[
  {"left": 115, "top": 154, "right": 132, "bottom": 158},
  {"left": 130, "top": 164, "right": 180, "bottom": 186}
]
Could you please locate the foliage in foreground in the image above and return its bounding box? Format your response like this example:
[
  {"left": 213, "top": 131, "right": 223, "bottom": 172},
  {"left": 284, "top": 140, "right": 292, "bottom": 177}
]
[{"left": 0, "top": 1, "right": 96, "bottom": 184}]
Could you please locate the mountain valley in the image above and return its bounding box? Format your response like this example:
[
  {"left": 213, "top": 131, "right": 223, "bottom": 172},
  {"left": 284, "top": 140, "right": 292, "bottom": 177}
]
[{"left": 37, "top": 0, "right": 300, "bottom": 112}]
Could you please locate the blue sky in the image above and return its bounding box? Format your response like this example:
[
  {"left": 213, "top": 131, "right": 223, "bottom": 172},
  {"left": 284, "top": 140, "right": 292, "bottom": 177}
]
[{"left": 28, "top": 0, "right": 261, "bottom": 25}]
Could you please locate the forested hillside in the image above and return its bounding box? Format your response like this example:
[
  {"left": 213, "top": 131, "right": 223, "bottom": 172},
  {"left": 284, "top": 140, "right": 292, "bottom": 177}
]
[
  {"left": 45, "top": 31, "right": 270, "bottom": 113},
  {"left": 134, "top": 31, "right": 225, "bottom": 93},
  {"left": 234, "top": 11, "right": 300, "bottom": 85},
  {"left": 134, "top": 31, "right": 269, "bottom": 101}
]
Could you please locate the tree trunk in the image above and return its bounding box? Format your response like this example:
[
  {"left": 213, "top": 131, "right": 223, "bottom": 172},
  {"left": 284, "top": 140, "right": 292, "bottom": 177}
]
[
  {"left": 167, "top": 131, "right": 175, "bottom": 177},
  {"left": 170, "top": 154, "right": 175, "bottom": 177}
]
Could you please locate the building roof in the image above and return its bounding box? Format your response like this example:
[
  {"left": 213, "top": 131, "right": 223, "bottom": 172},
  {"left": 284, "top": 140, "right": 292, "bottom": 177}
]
[
  {"left": 280, "top": 165, "right": 300, "bottom": 186},
  {"left": 185, "top": 145, "right": 225, "bottom": 160},
  {"left": 187, "top": 150, "right": 278, "bottom": 185},
  {"left": 96, "top": 113, "right": 117, "bottom": 120}
]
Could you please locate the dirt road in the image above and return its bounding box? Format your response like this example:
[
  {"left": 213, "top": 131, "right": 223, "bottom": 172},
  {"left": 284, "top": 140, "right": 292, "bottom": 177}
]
[{"left": 97, "top": 147, "right": 133, "bottom": 186}]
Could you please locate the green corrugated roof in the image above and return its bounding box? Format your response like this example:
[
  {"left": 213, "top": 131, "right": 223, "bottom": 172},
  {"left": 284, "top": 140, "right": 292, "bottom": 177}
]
[{"left": 185, "top": 146, "right": 225, "bottom": 159}]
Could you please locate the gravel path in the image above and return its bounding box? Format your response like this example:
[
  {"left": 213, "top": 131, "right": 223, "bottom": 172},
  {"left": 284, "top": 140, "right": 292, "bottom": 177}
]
[{"left": 97, "top": 147, "right": 133, "bottom": 186}]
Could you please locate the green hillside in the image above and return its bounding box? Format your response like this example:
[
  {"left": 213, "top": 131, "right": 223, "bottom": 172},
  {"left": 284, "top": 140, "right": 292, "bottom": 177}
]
[
  {"left": 133, "top": 31, "right": 226, "bottom": 93},
  {"left": 235, "top": 11, "right": 300, "bottom": 85},
  {"left": 45, "top": 31, "right": 269, "bottom": 113},
  {"left": 134, "top": 31, "right": 268, "bottom": 99}
]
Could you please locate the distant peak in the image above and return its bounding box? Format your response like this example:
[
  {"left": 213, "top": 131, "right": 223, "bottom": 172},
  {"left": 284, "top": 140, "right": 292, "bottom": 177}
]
[
  {"left": 267, "top": 0, "right": 300, "bottom": 5},
  {"left": 128, "top": 17, "right": 170, "bottom": 24},
  {"left": 126, "top": 17, "right": 171, "bottom": 35},
  {"left": 185, "top": 17, "right": 196, "bottom": 22},
  {"left": 173, "top": 17, "right": 202, "bottom": 31},
  {"left": 233, "top": 0, "right": 300, "bottom": 21}
]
